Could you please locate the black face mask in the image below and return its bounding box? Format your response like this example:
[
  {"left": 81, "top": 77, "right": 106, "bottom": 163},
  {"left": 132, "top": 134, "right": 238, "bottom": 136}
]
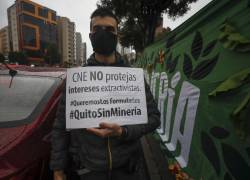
[{"left": 90, "top": 29, "right": 117, "bottom": 56}]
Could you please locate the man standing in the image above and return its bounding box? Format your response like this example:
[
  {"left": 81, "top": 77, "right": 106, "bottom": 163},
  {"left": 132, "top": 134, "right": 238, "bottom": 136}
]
[{"left": 50, "top": 8, "right": 160, "bottom": 180}]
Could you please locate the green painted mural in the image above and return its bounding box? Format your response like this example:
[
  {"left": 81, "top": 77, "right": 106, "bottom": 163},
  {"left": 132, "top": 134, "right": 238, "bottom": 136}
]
[{"left": 136, "top": 0, "right": 250, "bottom": 179}]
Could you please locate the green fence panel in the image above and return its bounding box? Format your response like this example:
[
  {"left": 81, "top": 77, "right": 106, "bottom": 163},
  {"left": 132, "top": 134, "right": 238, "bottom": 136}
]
[{"left": 137, "top": 0, "right": 250, "bottom": 179}]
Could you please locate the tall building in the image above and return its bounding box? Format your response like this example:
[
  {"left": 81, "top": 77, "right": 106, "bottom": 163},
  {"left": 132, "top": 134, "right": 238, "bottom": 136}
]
[
  {"left": 0, "top": 37, "right": 2, "bottom": 54},
  {"left": 7, "top": 0, "right": 58, "bottom": 64},
  {"left": 0, "top": 26, "right": 10, "bottom": 56},
  {"left": 75, "top": 32, "right": 83, "bottom": 66},
  {"left": 57, "top": 16, "right": 75, "bottom": 65},
  {"left": 82, "top": 42, "right": 87, "bottom": 65},
  {"left": 8, "top": 4, "right": 19, "bottom": 52}
]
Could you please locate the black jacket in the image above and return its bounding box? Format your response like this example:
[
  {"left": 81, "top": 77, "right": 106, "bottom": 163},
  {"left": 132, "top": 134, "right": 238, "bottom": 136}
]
[{"left": 50, "top": 53, "right": 160, "bottom": 171}]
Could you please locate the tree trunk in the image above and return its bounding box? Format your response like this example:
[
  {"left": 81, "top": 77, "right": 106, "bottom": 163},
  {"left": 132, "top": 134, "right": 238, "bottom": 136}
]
[{"left": 146, "top": 13, "right": 160, "bottom": 45}]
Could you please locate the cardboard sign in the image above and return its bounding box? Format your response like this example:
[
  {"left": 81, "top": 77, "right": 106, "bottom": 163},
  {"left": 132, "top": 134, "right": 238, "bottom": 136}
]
[{"left": 66, "top": 66, "right": 148, "bottom": 129}]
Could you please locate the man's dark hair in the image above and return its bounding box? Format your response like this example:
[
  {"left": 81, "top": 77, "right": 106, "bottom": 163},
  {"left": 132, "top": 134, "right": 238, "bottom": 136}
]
[{"left": 90, "top": 8, "right": 119, "bottom": 30}]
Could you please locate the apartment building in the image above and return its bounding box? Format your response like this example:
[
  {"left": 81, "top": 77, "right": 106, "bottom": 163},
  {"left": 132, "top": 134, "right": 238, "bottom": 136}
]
[
  {"left": 7, "top": 0, "right": 58, "bottom": 64},
  {"left": 0, "top": 26, "right": 10, "bottom": 56},
  {"left": 57, "top": 16, "right": 76, "bottom": 65}
]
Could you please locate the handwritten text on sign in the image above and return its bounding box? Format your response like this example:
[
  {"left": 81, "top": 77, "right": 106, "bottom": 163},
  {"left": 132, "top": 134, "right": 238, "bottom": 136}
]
[{"left": 66, "top": 67, "right": 148, "bottom": 129}]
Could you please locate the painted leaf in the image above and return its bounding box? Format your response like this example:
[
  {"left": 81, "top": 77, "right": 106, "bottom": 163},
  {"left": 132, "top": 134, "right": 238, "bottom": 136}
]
[
  {"left": 165, "top": 53, "right": 172, "bottom": 71},
  {"left": 191, "top": 31, "right": 203, "bottom": 60},
  {"left": 165, "top": 48, "right": 170, "bottom": 55},
  {"left": 201, "top": 131, "right": 221, "bottom": 175},
  {"left": 231, "top": 98, "right": 250, "bottom": 141},
  {"left": 150, "top": 52, "right": 155, "bottom": 62},
  {"left": 169, "top": 55, "right": 179, "bottom": 73},
  {"left": 202, "top": 40, "right": 217, "bottom": 57},
  {"left": 191, "top": 54, "right": 219, "bottom": 80},
  {"left": 183, "top": 53, "right": 193, "bottom": 79},
  {"left": 210, "top": 127, "right": 230, "bottom": 139},
  {"left": 219, "top": 22, "right": 250, "bottom": 52},
  {"left": 153, "top": 56, "right": 157, "bottom": 69},
  {"left": 166, "top": 34, "right": 176, "bottom": 48},
  {"left": 224, "top": 172, "right": 233, "bottom": 180},
  {"left": 232, "top": 91, "right": 250, "bottom": 116},
  {"left": 209, "top": 68, "right": 250, "bottom": 97},
  {"left": 222, "top": 143, "right": 250, "bottom": 180}
]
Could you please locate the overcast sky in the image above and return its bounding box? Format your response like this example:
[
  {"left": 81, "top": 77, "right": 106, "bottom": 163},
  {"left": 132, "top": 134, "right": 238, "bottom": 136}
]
[{"left": 0, "top": 0, "right": 212, "bottom": 57}]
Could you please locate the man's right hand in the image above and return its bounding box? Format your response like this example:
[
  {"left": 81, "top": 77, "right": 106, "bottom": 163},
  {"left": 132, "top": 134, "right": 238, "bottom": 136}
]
[
  {"left": 86, "top": 122, "right": 123, "bottom": 138},
  {"left": 54, "top": 170, "right": 66, "bottom": 180}
]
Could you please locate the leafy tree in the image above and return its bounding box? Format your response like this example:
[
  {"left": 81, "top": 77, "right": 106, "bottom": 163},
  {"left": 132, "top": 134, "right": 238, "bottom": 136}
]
[
  {"left": 119, "top": 17, "right": 145, "bottom": 52},
  {"left": 97, "top": 0, "right": 198, "bottom": 52},
  {"left": 8, "top": 51, "right": 28, "bottom": 65},
  {"left": 17, "top": 51, "right": 28, "bottom": 65},
  {"left": 8, "top": 52, "right": 18, "bottom": 63}
]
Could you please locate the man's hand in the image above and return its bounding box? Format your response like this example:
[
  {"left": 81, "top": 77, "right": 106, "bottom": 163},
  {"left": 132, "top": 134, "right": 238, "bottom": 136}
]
[
  {"left": 54, "top": 170, "right": 66, "bottom": 180},
  {"left": 86, "top": 122, "right": 123, "bottom": 138}
]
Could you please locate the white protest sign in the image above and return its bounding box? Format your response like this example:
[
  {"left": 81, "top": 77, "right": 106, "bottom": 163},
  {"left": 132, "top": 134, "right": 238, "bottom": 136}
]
[{"left": 66, "top": 66, "right": 148, "bottom": 129}]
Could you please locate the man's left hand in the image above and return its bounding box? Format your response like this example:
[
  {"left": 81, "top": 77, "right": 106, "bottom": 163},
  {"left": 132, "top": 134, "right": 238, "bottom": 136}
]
[{"left": 86, "top": 122, "right": 123, "bottom": 138}]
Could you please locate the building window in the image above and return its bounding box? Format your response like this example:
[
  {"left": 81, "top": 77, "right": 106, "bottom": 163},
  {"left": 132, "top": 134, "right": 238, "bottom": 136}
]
[
  {"left": 51, "top": 12, "right": 56, "bottom": 21},
  {"left": 21, "top": 1, "right": 35, "bottom": 14},
  {"left": 22, "top": 25, "right": 36, "bottom": 47},
  {"left": 38, "top": 7, "right": 48, "bottom": 18}
]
